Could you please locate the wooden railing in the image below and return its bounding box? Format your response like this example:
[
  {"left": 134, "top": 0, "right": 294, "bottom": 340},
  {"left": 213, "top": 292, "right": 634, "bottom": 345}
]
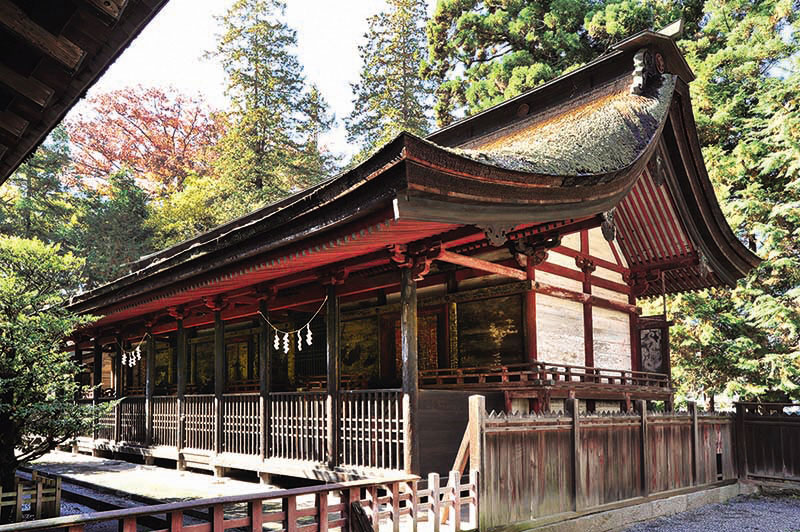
[
  {"left": 299, "top": 373, "right": 370, "bottom": 390},
  {"left": 78, "top": 390, "right": 408, "bottom": 471},
  {"left": 223, "top": 392, "right": 260, "bottom": 455},
  {"left": 184, "top": 394, "right": 214, "bottom": 451},
  {"left": 0, "top": 472, "right": 479, "bottom": 532},
  {"left": 340, "top": 389, "right": 404, "bottom": 471},
  {"left": 152, "top": 396, "right": 178, "bottom": 447},
  {"left": 419, "top": 361, "right": 670, "bottom": 391},
  {"left": 118, "top": 397, "right": 146, "bottom": 444},
  {"left": 269, "top": 392, "right": 328, "bottom": 462}
]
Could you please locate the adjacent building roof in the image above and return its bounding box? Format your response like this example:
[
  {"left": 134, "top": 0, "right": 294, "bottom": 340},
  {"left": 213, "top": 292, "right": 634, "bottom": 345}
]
[
  {"left": 67, "top": 30, "right": 760, "bottom": 326},
  {"left": 0, "top": 0, "right": 169, "bottom": 184}
]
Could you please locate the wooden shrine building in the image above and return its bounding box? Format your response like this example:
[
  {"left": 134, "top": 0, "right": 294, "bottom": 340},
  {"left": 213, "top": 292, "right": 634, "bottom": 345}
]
[{"left": 67, "top": 30, "right": 759, "bottom": 481}]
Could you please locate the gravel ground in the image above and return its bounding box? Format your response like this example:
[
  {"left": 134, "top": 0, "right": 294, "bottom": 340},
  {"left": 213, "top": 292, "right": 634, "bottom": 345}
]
[{"left": 624, "top": 495, "right": 800, "bottom": 532}]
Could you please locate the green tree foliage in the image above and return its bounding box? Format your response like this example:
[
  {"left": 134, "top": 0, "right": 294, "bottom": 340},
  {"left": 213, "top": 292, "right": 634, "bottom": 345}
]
[
  {"left": 346, "top": 0, "right": 433, "bottom": 157},
  {"left": 672, "top": 37, "right": 800, "bottom": 400},
  {"left": 0, "top": 126, "right": 75, "bottom": 244},
  {"left": 147, "top": 173, "right": 251, "bottom": 248},
  {"left": 72, "top": 172, "right": 154, "bottom": 289},
  {"left": 210, "top": 0, "right": 337, "bottom": 204},
  {"left": 0, "top": 237, "right": 97, "bottom": 518},
  {"left": 422, "top": 0, "right": 700, "bottom": 125}
]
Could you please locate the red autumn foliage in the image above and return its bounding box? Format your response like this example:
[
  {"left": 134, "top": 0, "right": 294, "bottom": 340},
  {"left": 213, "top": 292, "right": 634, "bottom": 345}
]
[{"left": 67, "top": 86, "right": 224, "bottom": 194}]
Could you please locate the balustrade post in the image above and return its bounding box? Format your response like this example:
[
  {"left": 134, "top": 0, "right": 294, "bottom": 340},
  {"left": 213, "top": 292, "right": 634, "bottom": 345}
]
[
  {"left": 213, "top": 308, "right": 225, "bottom": 459},
  {"left": 114, "top": 335, "right": 123, "bottom": 443},
  {"left": 259, "top": 299, "right": 271, "bottom": 461},
  {"left": 325, "top": 284, "right": 340, "bottom": 469},
  {"left": 176, "top": 315, "right": 187, "bottom": 468},
  {"left": 400, "top": 267, "right": 419, "bottom": 474},
  {"left": 92, "top": 339, "right": 102, "bottom": 442},
  {"left": 145, "top": 329, "right": 155, "bottom": 447}
]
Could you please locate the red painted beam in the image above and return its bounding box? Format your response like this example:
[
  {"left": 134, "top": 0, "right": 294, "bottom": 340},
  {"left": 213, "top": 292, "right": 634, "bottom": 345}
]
[{"left": 436, "top": 250, "right": 526, "bottom": 280}]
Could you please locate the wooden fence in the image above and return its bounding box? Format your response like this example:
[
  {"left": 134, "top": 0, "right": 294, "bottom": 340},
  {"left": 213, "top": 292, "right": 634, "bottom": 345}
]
[
  {"left": 468, "top": 396, "right": 737, "bottom": 529},
  {"left": 737, "top": 402, "right": 800, "bottom": 484},
  {"left": 0, "top": 472, "right": 478, "bottom": 532},
  {"left": 0, "top": 472, "right": 61, "bottom": 523}
]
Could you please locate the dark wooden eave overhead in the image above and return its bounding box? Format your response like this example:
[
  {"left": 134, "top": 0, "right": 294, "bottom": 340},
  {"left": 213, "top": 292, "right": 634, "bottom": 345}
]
[
  {"left": 0, "top": 0, "right": 169, "bottom": 184},
  {"left": 67, "top": 31, "right": 760, "bottom": 323}
]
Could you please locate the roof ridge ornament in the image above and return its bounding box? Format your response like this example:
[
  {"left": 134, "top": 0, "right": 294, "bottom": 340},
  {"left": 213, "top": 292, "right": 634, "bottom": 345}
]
[{"left": 631, "top": 48, "right": 665, "bottom": 95}]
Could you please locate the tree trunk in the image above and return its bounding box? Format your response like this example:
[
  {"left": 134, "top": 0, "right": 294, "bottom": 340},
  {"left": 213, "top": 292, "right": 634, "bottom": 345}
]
[{"left": 0, "top": 442, "right": 17, "bottom": 523}]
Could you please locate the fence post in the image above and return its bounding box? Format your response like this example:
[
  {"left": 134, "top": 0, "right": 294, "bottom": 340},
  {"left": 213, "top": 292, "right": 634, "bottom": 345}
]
[
  {"left": 469, "top": 470, "right": 479, "bottom": 531},
  {"left": 735, "top": 403, "right": 748, "bottom": 479},
  {"left": 428, "top": 472, "right": 441, "bottom": 532},
  {"left": 15, "top": 482, "right": 23, "bottom": 521},
  {"left": 688, "top": 401, "right": 700, "bottom": 485},
  {"left": 468, "top": 395, "right": 485, "bottom": 473},
  {"left": 567, "top": 398, "right": 580, "bottom": 511},
  {"left": 449, "top": 470, "right": 461, "bottom": 532},
  {"left": 638, "top": 399, "right": 649, "bottom": 496}
]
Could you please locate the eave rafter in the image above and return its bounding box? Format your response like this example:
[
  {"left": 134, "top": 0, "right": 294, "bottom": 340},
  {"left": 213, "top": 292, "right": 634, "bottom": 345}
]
[{"left": 0, "top": 0, "right": 86, "bottom": 70}]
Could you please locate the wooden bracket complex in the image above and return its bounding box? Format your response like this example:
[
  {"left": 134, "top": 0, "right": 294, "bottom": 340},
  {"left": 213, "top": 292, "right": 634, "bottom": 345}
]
[
  {"left": 389, "top": 242, "right": 442, "bottom": 281},
  {"left": 508, "top": 234, "right": 561, "bottom": 266}
]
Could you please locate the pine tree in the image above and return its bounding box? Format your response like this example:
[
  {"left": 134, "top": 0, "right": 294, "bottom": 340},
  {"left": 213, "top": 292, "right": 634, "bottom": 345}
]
[
  {"left": 210, "top": 0, "right": 336, "bottom": 205},
  {"left": 422, "top": 0, "right": 699, "bottom": 126},
  {"left": 346, "top": 0, "right": 433, "bottom": 157},
  {"left": 0, "top": 126, "right": 75, "bottom": 245},
  {"left": 72, "top": 172, "right": 154, "bottom": 289}
]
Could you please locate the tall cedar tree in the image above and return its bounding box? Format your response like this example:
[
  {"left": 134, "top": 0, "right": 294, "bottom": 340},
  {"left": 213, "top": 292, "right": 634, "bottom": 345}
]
[
  {"left": 346, "top": 0, "right": 433, "bottom": 158},
  {"left": 210, "top": 0, "right": 336, "bottom": 205},
  {"left": 426, "top": 0, "right": 800, "bottom": 401},
  {"left": 0, "top": 237, "right": 98, "bottom": 522},
  {"left": 0, "top": 126, "right": 75, "bottom": 245}
]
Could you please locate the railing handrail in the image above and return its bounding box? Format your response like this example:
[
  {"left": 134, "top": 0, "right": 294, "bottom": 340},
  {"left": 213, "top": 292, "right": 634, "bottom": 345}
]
[
  {"left": 419, "top": 361, "right": 669, "bottom": 381},
  {"left": 340, "top": 388, "right": 402, "bottom": 395},
  {"left": 222, "top": 391, "right": 260, "bottom": 397},
  {"left": 269, "top": 391, "right": 327, "bottom": 397},
  {"left": 0, "top": 474, "right": 419, "bottom": 532}
]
